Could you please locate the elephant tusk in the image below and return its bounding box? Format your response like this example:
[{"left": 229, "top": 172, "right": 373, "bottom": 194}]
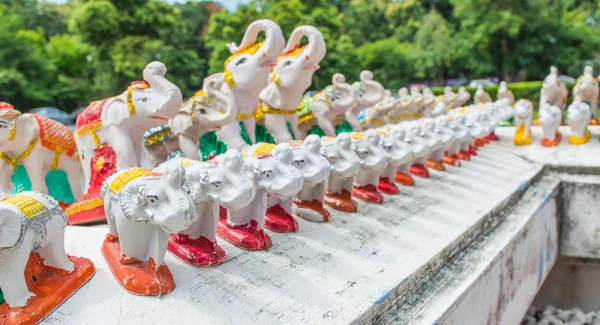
[{"left": 304, "top": 65, "right": 319, "bottom": 71}]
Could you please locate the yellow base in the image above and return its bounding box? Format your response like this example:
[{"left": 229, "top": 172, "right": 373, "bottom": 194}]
[
  {"left": 568, "top": 130, "right": 592, "bottom": 145},
  {"left": 513, "top": 124, "right": 531, "bottom": 146}
]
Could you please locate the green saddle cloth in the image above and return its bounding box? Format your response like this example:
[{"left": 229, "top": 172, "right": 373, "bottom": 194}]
[
  {"left": 199, "top": 131, "right": 228, "bottom": 161},
  {"left": 255, "top": 122, "right": 296, "bottom": 144},
  {"left": 0, "top": 287, "right": 4, "bottom": 305},
  {"left": 10, "top": 164, "right": 75, "bottom": 203},
  {"left": 335, "top": 121, "right": 354, "bottom": 135},
  {"left": 307, "top": 125, "right": 326, "bottom": 137},
  {"left": 498, "top": 117, "right": 514, "bottom": 127}
]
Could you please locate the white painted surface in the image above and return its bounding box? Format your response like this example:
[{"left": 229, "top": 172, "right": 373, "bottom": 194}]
[
  {"left": 560, "top": 179, "right": 600, "bottom": 259},
  {"left": 42, "top": 144, "right": 540, "bottom": 325}
]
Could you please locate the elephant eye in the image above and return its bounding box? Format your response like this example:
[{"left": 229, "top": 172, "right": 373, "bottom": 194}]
[
  {"left": 199, "top": 108, "right": 206, "bottom": 114},
  {"left": 211, "top": 181, "right": 221, "bottom": 188},
  {"left": 327, "top": 155, "right": 337, "bottom": 162},
  {"left": 262, "top": 170, "right": 272, "bottom": 178},
  {"left": 284, "top": 60, "right": 292, "bottom": 67},
  {"left": 236, "top": 57, "right": 247, "bottom": 66},
  {"left": 182, "top": 185, "right": 191, "bottom": 194},
  {"left": 139, "top": 97, "right": 148, "bottom": 102},
  {"left": 294, "top": 159, "right": 305, "bottom": 166},
  {"left": 146, "top": 195, "right": 159, "bottom": 204}
]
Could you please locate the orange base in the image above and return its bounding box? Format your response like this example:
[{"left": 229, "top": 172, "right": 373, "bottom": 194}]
[
  {"left": 443, "top": 154, "right": 461, "bottom": 167},
  {"left": 541, "top": 132, "right": 562, "bottom": 147},
  {"left": 324, "top": 189, "right": 358, "bottom": 212},
  {"left": 590, "top": 117, "right": 600, "bottom": 125},
  {"left": 426, "top": 159, "right": 446, "bottom": 171},
  {"left": 293, "top": 198, "right": 330, "bottom": 222},
  {"left": 394, "top": 172, "right": 414, "bottom": 186},
  {"left": 533, "top": 118, "right": 541, "bottom": 126},
  {"left": 101, "top": 235, "right": 175, "bottom": 296},
  {"left": 0, "top": 254, "right": 95, "bottom": 325},
  {"left": 457, "top": 150, "right": 471, "bottom": 161}
]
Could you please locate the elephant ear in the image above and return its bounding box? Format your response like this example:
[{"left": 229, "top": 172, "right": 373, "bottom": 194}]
[
  {"left": 0, "top": 206, "right": 22, "bottom": 248},
  {"left": 259, "top": 80, "right": 282, "bottom": 109},
  {"left": 168, "top": 111, "right": 193, "bottom": 136},
  {"left": 310, "top": 96, "right": 328, "bottom": 115},
  {"left": 120, "top": 178, "right": 148, "bottom": 222},
  {"left": 221, "top": 149, "right": 244, "bottom": 172},
  {"left": 164, "top": 163, "right": 186, "bottom": 187}
]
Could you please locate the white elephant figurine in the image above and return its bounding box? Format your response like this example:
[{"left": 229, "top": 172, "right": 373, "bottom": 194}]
[
  {"left": 573, "top": 66, "right": 599, "bottom": 123},
  {"left": 156, "top": 150, "right": 256, "bottom": 267},
  {"left": 0, "top": 103, "right": 82, "bottom": 205},
  {"left": 497, "top": 81, "right": 515, "bottom": 106},
  {"left": 434, "top": 115, "right": 461, "bottom": 167},
  {"left": 297, "top": 73, "right": 357, "bottom": 137},
  {"left": 465, "top": 113, "right": 490, "bottom": 152},
  {"left": 567, "top": 100, "right": 592, "bottom": 145},
  {"left": 386, "top": 88, "right": 414, "bottom": 124},
  {"left": 404, "top": 122, "right": 431, "bottom": 178},
  {"left": 474, "top": 85, "right": 492, "bottom": 104},
  {"left": 267, "top": 135, "right": 330, "bottom": 225},
  {"left": 101, "top": 164, "right": 198, "bottom": 296},
  {"left": 448, "top": 115, "right": 473, "bottom": 160},
  {"left": 539, "top": 103, "right": 563, "bottom": 147},
  {"left": 427, "top": 99, "right": 448, "bottom": 118},
  {"left": 0, "top": 191, "right": 94, "bottom": 322},
  {"left": 360, "top": 90, "right": 397, "bottom": 130},
  {"left": 455, "top": 87, "right": 471, "bottom": 107},
  {"left": 351, "top": 130, "right": 390, "bottom": 204},
  {"left": 411, "top": 86, "right": 426, "bottom": 117},
  {"left": 70, "top": 61, "right": 183, "bottom": 225},
  {"left": 421, "top": 119, "right": 447, "bottom": 171},
  {"left": 378, "top": 127, "right": 414, "bottom": 191},
  {"left": 513, "top": 99, "right": 534, "bottom": 146},
  {"left": 441, "top": 86, "right": 458, "bottom": 108},
  {"left": 218, "top": 143, "right": 303, "bottom": 247},
  {"left": 216, "top": 19, "right": 285, "bottom": 150},
  {"left": 540, "top": 66, "right": 568, "bottom": 111},
  {"left": 321, "top": 133, "right": 361, "bottom": 212},
  {"left": 346, "top": 71, "right": 385, "bottom": 132},
  {"left": 422, "top": 88, "right": 437, "bottom": 117},
  {"left": 259, "top": 26, "right": 327, "bottom": 143},
  {"left": 143, "top": 74, "right": 237, "bottom": 168}
]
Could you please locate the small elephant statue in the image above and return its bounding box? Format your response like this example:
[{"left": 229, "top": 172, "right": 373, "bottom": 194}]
[
  {"left": 405, "top": 122, "right": 432, "bottom": 178},
  {"left": 259, "top": 25, "right": 327, "bottom": 143},
  {"left": 70, "top": 61, "right": 183, "bottom": 225},
  {"left": 101, "top": 163, "right": 198, "bottom": 296},
  {"left": 540, "top": 66, "right": 568, "bottom": 111},
  {"left": 360, "top": 90, "right": 397, "bottom": 130},
  {"left": 567, "top": 100, "right": 592, "bottom": 145},
  {"left": 448, "top": 115, "right": 473, "bottom": 160},
  {"left": 156, "top": 150, "right": 256, "bottom": 267},
  {"left": 0, "top": 103, "right": 82, "bottom": 205},
  {"left": 321, "top": 133, "right": 361, "bottom": 212},
  {"left": 440, "top": 87, "right": 458, "bottom": 108},
  {"left": 474, "top": 85, "right": 492, "bottom": 104},
  {"left": 573, "top": 66, "right": 599, "bottom": 124},
  {"left": 218, "top": 143, "right": 303, "bottom": 249},
  {"left": 378, "top": 127, "right": 414, "bottom": 191},
  {"left": 421, "top": 119, "right": 446, "bottom": 171},
  {"left": 0, "top": 191, "right": 94, "bottom": 323},
  {"left": 497, "top": 82, "right": 515, "bottom": 106},
  {"left": 539, "top": 103, "right": 563, "bottom": 146},
  {"left": 351, "top": 130, "right": 390, "bottom": 204},
  {"left": 345, "top": 71, "right": 385, "bottom": 132},
  {"left": 513, "top": 99, "right": 534, "bottom": 146},
  {"left": 455, "top": 87, "right": 471, "bottom": 107},
  {"left": 143, "top": 73, "right": 237, "bottom": 167},
  {"left": 422, "top": 88, "right": 438, "bottom": 117},
  {"left": 298, "top": 73, "right": 357, "bottom": 137},
  {"left": 216, "top": 19, "right": 285, "bottom": 150},
  {"left": 386, "top": 88, "right": 414, "bottom": 124},
  {"left": 434, "top": 115, "right": 461, "bottom": 167}
]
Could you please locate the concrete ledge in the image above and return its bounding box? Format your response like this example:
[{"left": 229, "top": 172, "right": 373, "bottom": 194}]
[{"left": 44, "top": 144, "right": 541, "bottom": 325}]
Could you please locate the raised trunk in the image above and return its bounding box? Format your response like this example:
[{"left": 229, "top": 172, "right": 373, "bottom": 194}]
[
  {"left": 146, "top": 74, "right": 183, "bottom": 118},
  {"left": 205, "top": 74, "right": 237, "bottom": 126},
  {"left": 227, "top": 19, "right": 284, "bottom": 65},
  {"left": 284, "top": 26, "right": 326, "bottom": 69},
  {"left": 332, "top": 73, "right": 356, "bottom": 108},
  {"left": 360, "top": 71, "right": 384, "bottom": 106}
]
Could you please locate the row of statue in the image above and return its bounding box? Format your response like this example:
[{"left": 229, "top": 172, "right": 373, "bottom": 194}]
[{"left": 0, "top": 18, "right": 596, "bottom": 323}]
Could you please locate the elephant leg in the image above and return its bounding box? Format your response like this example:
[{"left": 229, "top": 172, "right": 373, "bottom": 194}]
[
  {"left": 243, "top": 118, "right": 257, "bottom": 144},
  {"left": 0, "top": 237, "right": 35, "bottom": 307},
  {"left": 288, "top": 117, "right": 305, "bottom": 140},
  {"left": 217, "top": 121, "right": 247, "bottom": 150},
  {"left": 106, "top": 198, "right": 118, "bottom": 237},
  {"left": 196, "top": 201, "right": 218, "bottom": 241},
  {"left": 103, "top": 126, "right": 138, "bottom": 172},
  {"left": 265, "top": 114, "right": 293, "bottom": 143},
  {"left": 115, "top": 211, "right": 153, "bottom": 262},
  {"left": 178, "top": 136, "right": 201, "bottom": 161},
  {"left": 23, "top": 157, "right": 49, "bottom": 195},
  {"left": 61, "top": 156, "right": 83, "bottom": 199},
  {"left": 316, "top": 116, "right": 336, "bottom": 137},
  {"left": 0, "top": 162, "right": 13, "bottom": 193},
  {"left": 38, "top": 214, "right": 74, "bottom": 272},
  {"left": 345, "top": 112, "right": 363, "bottom": 132}
]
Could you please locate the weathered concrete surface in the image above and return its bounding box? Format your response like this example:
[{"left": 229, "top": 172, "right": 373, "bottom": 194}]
[
  {"left": 382, "top": 175, "right": 560, "bottom": 324},
  {"left": 42, "top": 144, "right": 541, "bottom": 325}
]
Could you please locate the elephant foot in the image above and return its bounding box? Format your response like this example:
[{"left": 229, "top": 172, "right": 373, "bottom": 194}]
[
  {"left": 168, "top": 234, "right": 226, "bottom": 267},
  {"left": 475, "top": 138, "right": 487, "bottom": 147},
  {"left": 487, "top": 131, "right": 499, "bottom": 141},
  {"left": 590, "top": 117, "right": 600, "bottom": 125},
  {"left": 293, "top": 199, "right": 330, "bottom": 223},
  {"left": 541, "top": 132, "right": 562, "bottom": 147},
  {"left": 216, "top": 215, "right": 272, "bottom": 251},
  {"left": 394, "top": 172, "right": 415, "bottom": 186},
  {"left": 426, "top": 159, "right": 446, "bottom": 171},
  {"left": 513, "top": 135, "right": 532, "bottom": 146},
  {"left": 410, "top": 163, "right": 430, "bottom": 178},
  {"left": 264, "top": 204, "right": 299, "bottom": 232},
  {"left": 457, "top": 150, "right": 471, "bottom": 161},
  {"left": 353, "top": 184, "right": 384, "bottom": 204},
  {"left": 468, "top": 146, "right": 478, "bottom": 156},
  {"left": 66, "top": 192, "right": 105, "bottom": 225},
  {"left": 568, "top": 130, "right": 592, "bottom": 145},
  {"left": 101, "top": 237, "right": 174, "bottom": 296},
  {"left": 0, "top": 253, "right": 95, "bottom": 324},
  {"left": 443, "top": 154, "right": 460, "bottom": 167},
  {"left": 324, "top": 189, "right": 358, "bottom": 212},
  {"left": 378, "top": 177, "right": 399, "bottom": 194}
]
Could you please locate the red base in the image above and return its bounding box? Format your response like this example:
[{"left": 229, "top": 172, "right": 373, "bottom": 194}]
[
  {"left": 66, "top": 193, "right": 105, "bottom": 225},
  {"left": 426, "top": 159, "right": 446, "bottom": 171},
  {"left": 468, "top": 146, "right": 477, "bottom": 156},
  {"left": 410, "top": 163, "right": 430, "bottom": 178},
  {"left": 293, "top": 198, "right": 330, "bottom": 222},
  {"left": 353, "top": 184, "right": 384, "bottom": 203},
  {"left": 264, "top": 204, "right": 299, "bottom": 233},
  {"left": 217, "top": 215, "right": 272, "bottom": 251},
  {"left": 378, "top": 177, "right": 399, "bottom": 194},
  {"left": 101, "top": 235, "right": 175, "bottom": 296},
  {"left": 168, "top": 234, "right": 226, "bottom": 267},
  {"left": 394, "top": 172, "right": 415, "bottom": 186},
  {"left": 540, "top": 132, "right": 562, "bottom": 147},
  {"left": 487, "top": 131, "right": 499, "bottom": 141},
  {"left": 457, "top": 150, "right": 471, "bottom": 160},
  {"left": 324, "top": 189, "right": 358, "bottom": 212},
  {"left": 0, "top": 254, "right": 95, "bottom": 325}
]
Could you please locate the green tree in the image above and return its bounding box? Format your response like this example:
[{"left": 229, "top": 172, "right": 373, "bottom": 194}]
[
  {"left": 411, "top": 10, "right": 455, "bottom": 85},
  {"left": 357, "top": 38, "right": 413, "bottom": 89}
]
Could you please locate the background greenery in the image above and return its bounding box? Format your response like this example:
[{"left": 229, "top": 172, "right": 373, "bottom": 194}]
[{"left": 0, "top": 0, "right": 598, "bottom": 113}]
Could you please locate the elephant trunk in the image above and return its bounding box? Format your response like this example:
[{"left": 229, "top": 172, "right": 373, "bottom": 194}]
[
  {"left": 146, "top": 73, "right": 183, "bottom": 119},
  {"left": 227, "top": 19, "right": 284, "bottom": 65},
  {"left": 284, "top": 26, "right": 326, "bottom": 70},
  {"left": 332, "top": 73, "right": 357, "bottom": 109},
  {"left": 360, "top": 70, "right": 384, "bottom": 107},
  {"left": 204, "top": 73, "right": 237, "bottom": 127}
]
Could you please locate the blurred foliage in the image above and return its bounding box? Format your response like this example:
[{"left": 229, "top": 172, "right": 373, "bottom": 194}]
[{"left": 0, "top": 0, "right": 598, "bottom": 113}]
